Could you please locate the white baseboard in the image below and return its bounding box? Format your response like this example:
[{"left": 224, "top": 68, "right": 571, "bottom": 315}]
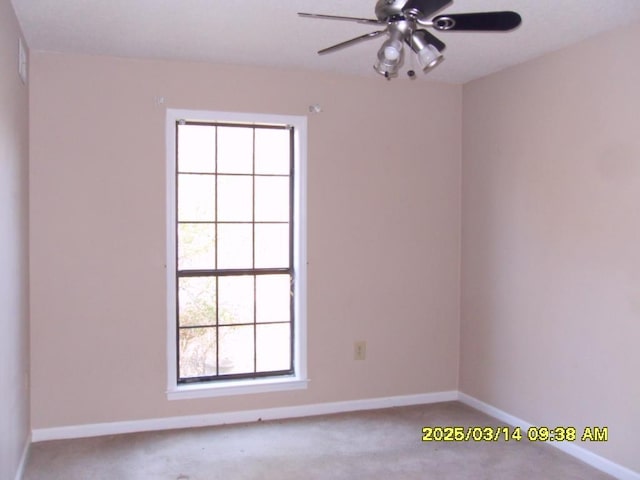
[
  {"left": 14, "top": 436, "right": 30, "bottom": 480},
  {"left": 32, "top": 390, "right": 458, "bottom": 442},
  {"left": 458, "top": 393, "right": 640, "bottom": 480}
]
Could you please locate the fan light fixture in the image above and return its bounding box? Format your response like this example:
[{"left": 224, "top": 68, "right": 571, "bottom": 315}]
[
  {"left": 374, "top": 27, "right": 443, "bottom": 78},
  {"left": 299, "top": 0, "right": 522, "bottom": 80},
  {"left": 410, "top": 31, "right": 444, "bottom": 72},
  {"left": 374, "top": 30, "right": 405, "bottom": 78}
]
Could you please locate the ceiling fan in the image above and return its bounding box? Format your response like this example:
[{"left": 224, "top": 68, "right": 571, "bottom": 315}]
[{"left": 298, "top": 0, "right": 522, "bottom": 79}]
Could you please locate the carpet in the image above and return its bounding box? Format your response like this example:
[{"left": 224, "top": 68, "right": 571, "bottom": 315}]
[{"left": 23, "top": 401, "right": 613, "bottom": 479}]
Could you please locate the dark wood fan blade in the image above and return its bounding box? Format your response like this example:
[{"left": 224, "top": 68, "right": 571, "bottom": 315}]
[
  {"left": 298, "top": 12, "right": 384, "bottom": 26},
  {"left": 402, "top": 0, "right": 452, "bottom": 19},
  {"left": 432, "top": 11, "right": 522, "bottom": 31},
  {"left": 318, "top": 30, "right": 386, "bottom": 55}
]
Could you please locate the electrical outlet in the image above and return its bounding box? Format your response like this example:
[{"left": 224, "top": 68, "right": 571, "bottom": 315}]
[{"left": 354, "top": 341, "right": 366, "bottom": 360}]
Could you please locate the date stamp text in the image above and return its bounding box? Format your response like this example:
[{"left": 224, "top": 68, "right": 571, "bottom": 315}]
[{"left": 421, "top": 426, "right": 608, "bottom": 443}]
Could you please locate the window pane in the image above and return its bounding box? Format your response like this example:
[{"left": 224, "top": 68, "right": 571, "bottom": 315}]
[
  {"left": 218, "top": 276, "right": 254, "bottom": 325},
  {"left": 179, "top": 277, "right": 216, "bottom": 327},
  {"left": 177, "top": 125, "right": 215, "bottom": 173},
  {"left": 218, "top": 325, "right": 254, "bottom": 375},
  {"left": 255, "top": 224, "right": 289, "bottom": 268},
  {"left": 256, "top": 275, "right": 290, "bottom": 323},
  {"left": 179, "top": 327, "right": 217, "bottom": 378},
  {"left": 217, "top": 126, "right": 253, "bottom": 174},
  {"left": 178, "top": 223, "right": 215, "bottom": 270},
  {"left": 217, "top": 224, "right": 253, "bottom": 269},
  {"left": 178, "top": 174, "right": 215, "bottom": 222},
  {"left": 255, "top": 176, "right": 289, "bottom": 222},
  {"left": 217, "top": 175, "right": 253, "bottom": 222},
  {"left": 255, "top": 128, "right": 290, "bottom": 175},
  {"left": 256, "top": 324, "right": 290, "bottom": 372}
]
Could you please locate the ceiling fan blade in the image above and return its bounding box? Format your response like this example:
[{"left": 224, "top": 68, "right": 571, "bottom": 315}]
[
  {"left": 431, "top": 11, "right": 522, "bottom": 31},
  {"left": 317, "top": 30, "right": 386, "bottom": 55},
  {"left": 402, "top": 0, "right": 452, "bottom": 19},
  {"left": 298, "top": 12, "right": 384, "bottom": 26}
]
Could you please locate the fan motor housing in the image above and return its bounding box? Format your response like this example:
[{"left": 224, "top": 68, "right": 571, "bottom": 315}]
[{"left": 375, "top": 0, "right": 407, "bottom": 21}]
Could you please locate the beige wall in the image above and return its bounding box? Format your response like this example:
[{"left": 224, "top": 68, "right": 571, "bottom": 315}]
[
  {"left": 461, "top": 22, "right": 640, "bottom": 471},
  {"left": 26, "top": 16, "right": 640, "bottom": 476},
  {"left": 0, "top": 0, "right": 30, "bottom": 477},
  {"left": 29, "top": 53, "right": 461, "bottom": 428}
]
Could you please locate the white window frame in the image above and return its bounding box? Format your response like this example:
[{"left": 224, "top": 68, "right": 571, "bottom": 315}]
[{"left": 165, "top": 108, "right": 308, "bottom": 400}]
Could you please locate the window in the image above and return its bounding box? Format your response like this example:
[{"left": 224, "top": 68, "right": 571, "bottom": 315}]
[{"left": 166, "top": 109, "right": 307, "bottom": 399}]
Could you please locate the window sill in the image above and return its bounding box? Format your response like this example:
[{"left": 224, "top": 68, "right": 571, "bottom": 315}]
[{"left": 167, "top": 375, "right": 309, "bottom": 400}]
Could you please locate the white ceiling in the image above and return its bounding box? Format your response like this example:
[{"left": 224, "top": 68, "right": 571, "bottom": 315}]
[{"left": 11, "top": 0, "right": 640, "bottom": 84}]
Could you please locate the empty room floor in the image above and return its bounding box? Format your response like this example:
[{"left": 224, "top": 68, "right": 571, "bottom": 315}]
[{"left": 23, "top": 402, "right": 613, "bottom": 480}]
